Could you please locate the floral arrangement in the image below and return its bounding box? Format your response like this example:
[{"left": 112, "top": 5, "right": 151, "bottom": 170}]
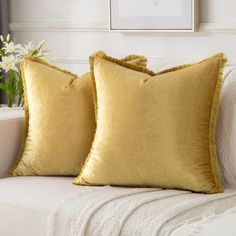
[{"left": 0, "top": 34, "right": 49, "bottom": 107}]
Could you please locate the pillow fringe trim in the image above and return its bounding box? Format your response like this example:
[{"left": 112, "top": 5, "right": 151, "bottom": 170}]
[
  {"left": 157, "top": 53, "right": 226, "bottom": 75},
  {"left": 122, "top": 54, "right": 148, "bottom": 68},
  {"left": 23, "top": 56, "right": 79, "bottom": 78},
  {"left": 208, "top": 53, "right": 227, "bottom": 193}
]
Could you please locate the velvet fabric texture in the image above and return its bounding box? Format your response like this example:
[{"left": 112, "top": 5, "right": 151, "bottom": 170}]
[
  {"left": 10, "top": 54, "right": 147, "bottom": 176},
  {"left": 74, "top": 52, "right": 226, "bottom": 193}
]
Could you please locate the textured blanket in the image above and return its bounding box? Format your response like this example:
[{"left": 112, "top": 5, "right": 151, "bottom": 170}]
[
  {"left": 47, "top": 187, "right": 236, "bottom": 236},
  {"left": 171, "top": 205, "right": 236, "bottom": 236}
]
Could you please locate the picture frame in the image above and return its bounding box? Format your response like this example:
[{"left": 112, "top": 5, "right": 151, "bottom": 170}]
[{"left": 109, "top": 0, "right": 199, "bottom": 32}]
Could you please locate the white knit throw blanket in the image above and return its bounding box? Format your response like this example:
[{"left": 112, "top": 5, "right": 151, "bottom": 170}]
[{"left": 47, "top": 187, "right": 236, "bottom": 236}]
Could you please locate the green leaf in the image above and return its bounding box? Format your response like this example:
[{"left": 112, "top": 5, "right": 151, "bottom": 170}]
[
  {"left": 31, "top": 49, "right": 39, "bottom": 56},
  {"left": 6, "top": 71, "right": 18, "bottom": 103},
  {"left": 17, "top": 77, "right": 23, "bottom": 96},
  {"left": 0, "top": 49, "right": 4, "bottom": 56},
  {"left": 37, "top": 41, "right": 44, "bottom": 51},
  {"left": 0, "top": 82, "right": 5, "bottom": 91}
]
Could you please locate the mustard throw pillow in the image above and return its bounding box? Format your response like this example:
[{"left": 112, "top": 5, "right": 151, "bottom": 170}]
[
  {"left": 74, "top": 52, "right": 226, "bottom": 193},
  {"left": 10, "top": 54, "right": 147, "bottom": 176}
]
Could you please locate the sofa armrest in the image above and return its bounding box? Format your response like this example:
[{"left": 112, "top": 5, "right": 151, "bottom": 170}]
[{"left": 0, "top": 110, "right": 24, "bottom": 178}]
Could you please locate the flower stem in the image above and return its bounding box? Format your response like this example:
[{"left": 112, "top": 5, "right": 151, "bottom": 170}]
[
  {"left": 17, "top": 95, "right": 22, "bottom": 107},
  {"left": 7, "top": 96, "right": 13, "bottom": 107}
]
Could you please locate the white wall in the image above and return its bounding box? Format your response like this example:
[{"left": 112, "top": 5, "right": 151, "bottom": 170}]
[{"left": 9, "top": 0, "right": 236, "bottom": 74}]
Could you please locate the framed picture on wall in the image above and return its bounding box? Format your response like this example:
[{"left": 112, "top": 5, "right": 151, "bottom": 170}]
[{"left": 109, "top": 0, "right": 199, "bottom": 32}]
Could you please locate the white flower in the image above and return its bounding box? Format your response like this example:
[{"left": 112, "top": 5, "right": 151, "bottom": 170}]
[
  {"left": 0, "top": 55, "right": 19, "bottom": 73},
  {"left": 18, "top": 40, "right": 47, "bottom": 57},
  {"left": 6, "top": 34, "right": 10, "bottom": 42},
  {"left": 18, "top": 41, "right": 35, "bottom": 56},
  {"left": 0, "top": 35, "right": 4, "bottom": 42},
  {"left": 3, "top": 41, "right": 21, "bottom": 54}
]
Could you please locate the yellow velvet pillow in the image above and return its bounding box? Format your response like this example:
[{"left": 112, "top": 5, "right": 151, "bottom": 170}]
[
  {"left": 10, "top": 54, "right": 147, "bottom": 176},
  {"left": 74, "top": 52, "right": 226, "bottom": 193}
]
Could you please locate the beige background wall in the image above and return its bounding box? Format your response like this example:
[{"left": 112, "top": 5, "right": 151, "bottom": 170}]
[{"left": 9, "top": 0, "right": 236, "bottom": 73}]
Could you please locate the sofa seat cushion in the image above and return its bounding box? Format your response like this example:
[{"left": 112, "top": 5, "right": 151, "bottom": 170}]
[
  {"left": 1, "top": 177, "right": 236, "bottom": 236},
  {"left": 0, "top": 177, "right": 78, "bottom": 236}
]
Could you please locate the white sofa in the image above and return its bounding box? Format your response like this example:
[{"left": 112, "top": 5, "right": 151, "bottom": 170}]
[
  {"left": 1, "top": 67, "right": 236, "bottom": 236},
  {"left": 0, "top": 110, "right": 24, "bottom": 178}
]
